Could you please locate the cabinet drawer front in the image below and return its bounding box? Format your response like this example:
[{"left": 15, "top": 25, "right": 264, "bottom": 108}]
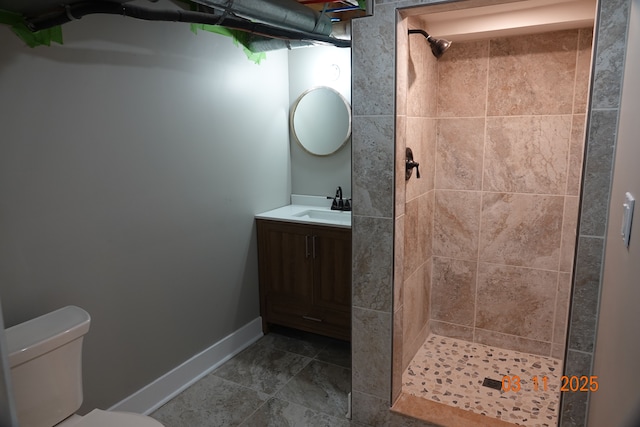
[
  {"left": 266, "top": 300, "right": 351, "bottom": 341},
  {"left": 266, "top": 299, "right": 312, "bottom": 327},
  {"left": 308, "top": 306, "right": 350, "bottom": 335}
]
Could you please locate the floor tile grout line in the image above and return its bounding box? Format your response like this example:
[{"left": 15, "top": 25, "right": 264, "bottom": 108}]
[
  {"left": 151, "top": 331, "right": 353, "bottom": 427},
  {"left": 236, "top": 396, "right": 273, "bottom": 427},
  {"left": 312, "top": 355, "right": 353, "bottom": 370},
  {"left": 271, "top": 356, "right": 352, "bottom": 420},
  {"left": 266, "top": 354, "right": 315, "bottom": 400}
]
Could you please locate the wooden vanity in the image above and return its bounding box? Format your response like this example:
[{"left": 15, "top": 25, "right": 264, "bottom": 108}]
[{"left": 256, "top": 202, "right": 351, "bottom": 341}]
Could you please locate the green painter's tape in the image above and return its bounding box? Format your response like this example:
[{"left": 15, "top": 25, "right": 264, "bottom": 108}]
[
  {"left": 0, "top": 9, "right": 63, "bottom": 47},
  {"left": 191, "top": 23, "right": 266, "bottom": 65}
]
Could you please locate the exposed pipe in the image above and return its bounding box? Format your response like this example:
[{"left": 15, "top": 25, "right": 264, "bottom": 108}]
[
  {"left": 191, "top": 0, "right": 334, "bottom": 36},
  {"left": 25, "top": 1, "right": 350, "bottom": 49}
]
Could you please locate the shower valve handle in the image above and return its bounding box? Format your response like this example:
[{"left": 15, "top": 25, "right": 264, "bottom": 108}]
[{"left": 406, "top": 147, "right": 421, "bottom": 180}]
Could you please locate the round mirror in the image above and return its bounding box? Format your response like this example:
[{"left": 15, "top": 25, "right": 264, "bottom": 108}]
[{"left": 290, "top": 86, "right": 351, "bottom": 156}]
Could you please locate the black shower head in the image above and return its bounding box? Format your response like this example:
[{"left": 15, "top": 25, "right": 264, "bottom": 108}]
[{"left": 408, "top": 29, "right": 452, "bottom": 59}]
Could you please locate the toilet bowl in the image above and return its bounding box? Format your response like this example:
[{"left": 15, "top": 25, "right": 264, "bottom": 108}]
[{"left": 5, "top": 306, "right": 164, "bottom": 427}]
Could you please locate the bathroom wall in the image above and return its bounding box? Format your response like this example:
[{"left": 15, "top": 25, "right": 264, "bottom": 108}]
[
  {"left": 588, "top": 1, "right": 640, "bottom": 423},
  {"left": 427, "top": 28, "right": 593, "bottom": 359},
  {"left": 288, "top": 46, "right": 352, "bottom": 198},
  {"left": 393, "top": 16, "right": 438, "bottom": 402},
  {"left": 350, "top": 0, "right": 631, "bottom": 425},
  {"left": 392, "top": 25, "right": 592, "bottom": 403},
  {"left": 0, "top": 300, "right": 17, "bottom": 427},
  {"left": 0, "top": 5, "right": 290, "bottom": 412}
]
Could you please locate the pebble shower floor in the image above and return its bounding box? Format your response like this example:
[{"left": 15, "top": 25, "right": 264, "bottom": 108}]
[{"left": 402, "top": 334, "right": 562, "bottom": 426}]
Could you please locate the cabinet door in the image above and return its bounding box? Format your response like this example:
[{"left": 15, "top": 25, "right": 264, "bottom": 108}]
[
  {"left": 257, "top": 221, "right": 314, "bottom": 328},
  {"left": 311, "top": 226, "right": 352, "bottom": 338}
]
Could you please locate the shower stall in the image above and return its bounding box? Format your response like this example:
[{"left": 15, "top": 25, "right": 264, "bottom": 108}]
[{"left": 391, "top": 3, "right": 596, "bottom": 426}]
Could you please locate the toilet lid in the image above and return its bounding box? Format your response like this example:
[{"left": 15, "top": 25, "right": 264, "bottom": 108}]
[{"left": 69, "top": 409, "right": 164, "bottom": 427}]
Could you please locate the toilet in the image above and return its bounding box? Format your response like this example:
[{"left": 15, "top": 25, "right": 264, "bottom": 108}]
[{"left": 5, "top": 305, "right": 164, "bottom": 427}]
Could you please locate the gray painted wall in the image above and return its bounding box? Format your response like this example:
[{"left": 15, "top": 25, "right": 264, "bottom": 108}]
[
  {"left": 0, "top": 7, "right": 290, "bottom": 412},
  {"left": 288, "top": 46, "right": 352, "bottom": 198},
  {"left": 588, "top": 0, "right": 640, "bottom": 424},
  {"left": 0, "top": 300, "right": 17, "bottom": 427}
]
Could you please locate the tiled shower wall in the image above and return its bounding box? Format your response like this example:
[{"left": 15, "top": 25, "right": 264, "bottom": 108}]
[
  {"left": 427, "top": 29, "right": 593, "bottom": 359},
  {"left": 351, "top": 0, "right": 630, "bottom": 426},
  {"left": 393, "top": 15, "right": 438, "bottom": 395},
  {"left": 393, "top": 24, "right": 593, "bottom": 407}
]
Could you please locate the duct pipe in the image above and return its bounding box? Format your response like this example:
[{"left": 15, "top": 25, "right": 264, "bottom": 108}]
[
  {"left": 191, "top": 0, "right": 334, "bottom": 36},
  {"left": 25, "top": 2, "right": 350, "bottom": 48}
]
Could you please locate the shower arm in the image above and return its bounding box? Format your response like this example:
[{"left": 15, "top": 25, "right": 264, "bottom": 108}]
[
  {"left": 408, "top": 28, "right": 452, "bottom": 59},
  {"left": 408, "top": 29, "right": 432, "bottom": 41}
]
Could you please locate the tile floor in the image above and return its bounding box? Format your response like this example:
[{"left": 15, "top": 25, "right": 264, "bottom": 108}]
[
  {"left": 402, "top": 334, "right": 562, "bottom": 427},
  {"left": 151, "top": 326, "right": 352, "bottom": 427}
]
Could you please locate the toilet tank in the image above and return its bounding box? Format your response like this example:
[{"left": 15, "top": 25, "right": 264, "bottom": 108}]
[{"left": 5, "top": 306, "right": 91, "bottom": 427}]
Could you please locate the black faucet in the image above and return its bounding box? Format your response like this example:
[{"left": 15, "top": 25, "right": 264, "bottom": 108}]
[{"left": 327, "top": 186, "right": 351, "bottom": 211}]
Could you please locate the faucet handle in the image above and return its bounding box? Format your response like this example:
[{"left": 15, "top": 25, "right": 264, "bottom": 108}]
[
  {"left": 406, "top": 147, "right": 421, "bottom": 180},
  {"left": 327, "top": 195, "right": 339, "bottom": 210}
]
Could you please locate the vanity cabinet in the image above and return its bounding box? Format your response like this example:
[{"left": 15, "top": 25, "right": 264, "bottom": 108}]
[{"left": 256, "top": 219, "right": 351, "bottom": 341}]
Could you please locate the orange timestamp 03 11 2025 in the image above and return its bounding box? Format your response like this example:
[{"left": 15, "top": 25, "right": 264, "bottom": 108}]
[{"left": 501, "top": 375, "right": 600, "bottom": 392}]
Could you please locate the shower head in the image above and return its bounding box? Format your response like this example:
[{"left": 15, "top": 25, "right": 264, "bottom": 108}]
[{"left": 408, "top": 29, "right": 452, "bottom": 59}]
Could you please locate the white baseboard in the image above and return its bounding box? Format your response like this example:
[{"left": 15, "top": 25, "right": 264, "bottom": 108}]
[{"left": 109, "top": 317, "right": 263, "bottom": 415}]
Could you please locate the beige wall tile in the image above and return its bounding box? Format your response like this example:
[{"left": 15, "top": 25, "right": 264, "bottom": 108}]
[
  {"left": 551, "top": 343, "right": 565, "bottom": 360},
  {"left": 393, "top": 305, "right": 404, "bottom": 403},
  {"left": 408, "top": 32, "right": 437, "bottom": 118},
  {"left": 396, "top": 18, "right": 409, "bottom": 118},
  {"left": 394, "top": 215, "right": 405, "bottom": 307},
  {"left": 431, "top": 257, "right": 477, "bottom": 326},
  {"left": 487, "top": 30, "right": 580, "bottom": 116},
  {"left": 479, "top": 193, "right": 563, "bottom": 270},
  {"left": 437, "top": 39, "right": 489, "bottom": 117},
  {"left": 404, "top": 193, "right": 433, "bottom": 278},
  {"left": 406, "top": 117, "right": 436, "bottom": 201},
  {"left": 433, "top": 190, "right": 481, "bottom": 260},
  {"left": 419, "top": 191, "right": 434, "bottom": 261},
  {"left": 560, "top": 196, "right": 580, "bottom": 272},
  {"left": 404, "top": 198, "right": 422, "bottom": 277},
  {"left": 403, "top": 264, "right": 430, "bottom": 359},
  {"left": 435, "top": 118, "right": 485, "bottom": 190},
  {"left": 553, "top": 272, "right": 573, "bottom": 346},
  {"left": 484, "top": 115, "right": 572, "bottom": 194},
  {"left": 574, "top": 28, "right": 595, "bottom": 114},
  {"left": 476, "top": 263, "right": 557, "bottom": 342},
  {"left": 567, "top": 114, "right": 587, "bottom": 196},
  {"left": 396, "top": 115, "right": 407, "bottom": 217},
  {"left": 430, "top": 320, "right": 474, "bottom": 341},
  {"left": 475, "top": 328, "right": 552, "bottom": 358}
]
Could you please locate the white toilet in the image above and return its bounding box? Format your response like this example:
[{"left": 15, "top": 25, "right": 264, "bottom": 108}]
[{"left": 5, "top": 305, "right": 164, "bottom": 427}]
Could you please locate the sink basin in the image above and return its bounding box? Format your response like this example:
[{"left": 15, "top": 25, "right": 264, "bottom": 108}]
[
  {"left": 293, "top": 209, "right": 350, "bottom": 221},
  {"left": 255, "top": 198, "right": 352, "bottom": 228}
]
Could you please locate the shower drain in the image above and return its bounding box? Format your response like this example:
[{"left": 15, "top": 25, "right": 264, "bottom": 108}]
[{"left": 482, "top": 377, "right": 503, "bottom": 391}]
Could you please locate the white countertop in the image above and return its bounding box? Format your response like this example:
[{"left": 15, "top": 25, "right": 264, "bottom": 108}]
[{"left": 255, "top": 195, "right": 351, "bottom": 229}]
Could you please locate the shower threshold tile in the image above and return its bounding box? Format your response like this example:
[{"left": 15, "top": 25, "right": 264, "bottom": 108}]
[{"left": 402, "top": 334, "right": 562, "bottom": 427}]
